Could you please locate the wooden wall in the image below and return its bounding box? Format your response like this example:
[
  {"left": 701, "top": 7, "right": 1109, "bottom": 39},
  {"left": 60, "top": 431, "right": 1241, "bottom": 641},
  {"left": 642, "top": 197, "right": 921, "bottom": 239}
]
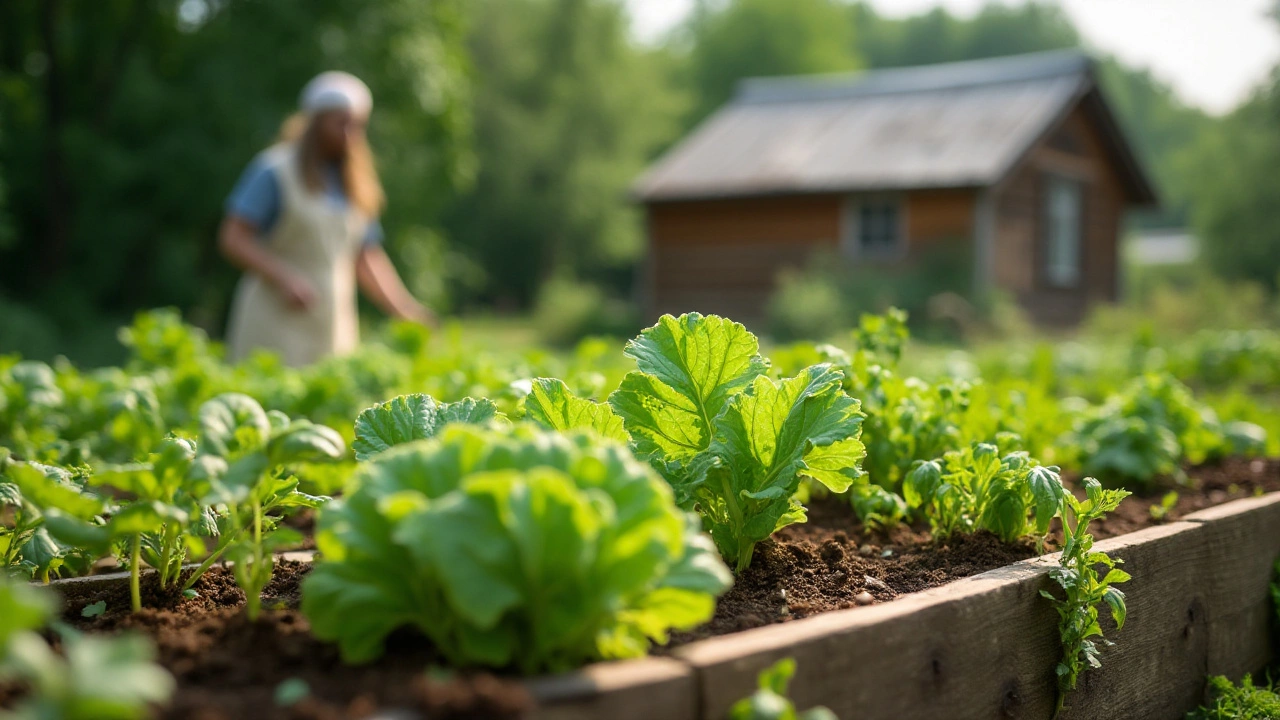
[
  {"left": 644, "top": 190, "right": 976, "bottom": 324},
  {"left": 990, "top": 99, "right": 1126, "bottom": 325},
  {"left": 645, "top": 195, "right": 843, "bottom": 324}
]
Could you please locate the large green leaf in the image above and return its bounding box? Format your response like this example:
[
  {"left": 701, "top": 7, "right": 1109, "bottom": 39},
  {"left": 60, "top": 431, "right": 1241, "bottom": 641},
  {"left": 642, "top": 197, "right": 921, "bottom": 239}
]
[
  {"left": 525, "top": 378, "right": 628, "bottom": 442},
  {"left": 352, "top": 394, "right": 498, "bottom": 461},
  {"left": 705, "top": 364, "right": 864, "bottom": 570},
  {"left": 609, "top": 313, "right": 767, "bottom": 465}
]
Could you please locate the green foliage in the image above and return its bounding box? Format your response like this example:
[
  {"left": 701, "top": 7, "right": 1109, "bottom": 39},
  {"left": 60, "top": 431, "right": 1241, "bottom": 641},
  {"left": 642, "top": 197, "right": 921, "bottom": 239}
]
[
  {"left": 765, "top": 269, "right": 851, "bottom": 343},
  {"left": 352, "top": 393, "right": 500, "bottom": 460},
  {"left": 302, "top": 423, "right": 731, "bottom": 672},
  {"left": 1071, "top": 373, "right": 1252, "bottom": 489},
  {"left": 523, "top": 378, "right": 628, "bottom": 442},
  {"left": 609, "top": 313, "right": 865, "bottom": 571},
  {"left": 532, "top": 278, "right": 640, "bottom": 347},
  {"left": 729, "top": 658, "right": 837, "bottom": 720},
  {"left": 1187, "top": 675, "right": 1280, "bottom": 720},
  {"left": 685, "top": 0, "right": 861, "bottom": 122},
  {"left": 1148, "top": 490, "right": 1179, "bottom": 523},
  {"left": 0, "top": 576, "right": 174, "bottom": 720},
  {"left": 903, "top": 442, "right": 1065, "bottom": 545},
  {"left": 1041, "top": 478, "right": 1132, "bottom": 717}
]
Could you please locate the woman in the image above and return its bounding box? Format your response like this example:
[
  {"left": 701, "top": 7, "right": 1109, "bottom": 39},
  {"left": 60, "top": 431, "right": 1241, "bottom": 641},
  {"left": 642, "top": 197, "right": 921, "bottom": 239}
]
[{"left": 219, "top": 71, "right": 433, "bottom": 367}]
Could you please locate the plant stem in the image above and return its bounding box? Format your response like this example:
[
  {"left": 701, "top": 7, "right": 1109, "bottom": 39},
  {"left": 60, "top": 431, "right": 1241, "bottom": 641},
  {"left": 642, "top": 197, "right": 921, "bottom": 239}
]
[
  {"left": 130, "top": 535, "right": 142, "bottom": 613},
  {"left": 181, "top": 527, "right": 243, "bottom": 592},
  {"left": 246, "top": 500, "right": 263, "bottom": 621},
  {"left": 158, "top": 527, "right": 174, "bottom": 588}
]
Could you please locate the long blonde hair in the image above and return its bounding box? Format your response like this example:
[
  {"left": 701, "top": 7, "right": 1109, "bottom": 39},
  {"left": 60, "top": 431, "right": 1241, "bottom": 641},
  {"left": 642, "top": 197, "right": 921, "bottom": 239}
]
[{"left": 278, "top": 112, "right": 385, "bottom": 217}]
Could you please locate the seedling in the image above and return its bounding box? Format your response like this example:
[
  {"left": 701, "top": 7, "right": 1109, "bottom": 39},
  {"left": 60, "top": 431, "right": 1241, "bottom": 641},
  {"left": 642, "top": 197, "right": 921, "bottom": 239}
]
[
  {"left": 1148, "top": 490, "right": 1178, "bottom": 522},
  {"left": 1041, "top": 478, "right": 1131, "bottom": 717}
]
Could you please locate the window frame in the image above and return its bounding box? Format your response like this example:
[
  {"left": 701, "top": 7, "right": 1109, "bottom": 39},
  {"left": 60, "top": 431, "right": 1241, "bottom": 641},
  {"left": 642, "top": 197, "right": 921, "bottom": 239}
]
[
  {"left": 1041, "top": 173, "right": 1084, "bottom": 290},
  {"left": 840, "top": 194, "right": 906, "bottom": 261}
]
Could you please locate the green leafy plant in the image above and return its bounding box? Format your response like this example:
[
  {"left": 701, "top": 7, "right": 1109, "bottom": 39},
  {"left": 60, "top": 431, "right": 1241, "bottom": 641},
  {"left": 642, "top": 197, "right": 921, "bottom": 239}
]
[
  {"left": 0, "top": 574, "right": 173, "bottom": 719},
  {"left": 903, "top": 441, "right": 1065, "bottom": 546},
  {"left": 608, "top": 313, "right": 865, "bottom": 571},
  {"left": 523, "top": 377, "right": 627, "bottom": 442},
  {"left": 1, "top": 459, "right": 103, "bottom": 581},
  {"left": 1041, "top": 478, "right": 1131, "bottom": 717},
  {"left": 302, "top": 423, "right": 732, "bottom": 673},
  {"left": 196, "top": 394, "right": 343, "bottom": 620},
  {"left": 352, "top": 393, "right": 500, "bottom": 460},
  {"left": 729, "top": 657, "right": 836, "bottom": 720},
  {"left": 1148, "top": 490, "right": 1179, "bottom": 523},
  {"left": 1187, "top": 675, "right": 1280, "bottom": 720}
]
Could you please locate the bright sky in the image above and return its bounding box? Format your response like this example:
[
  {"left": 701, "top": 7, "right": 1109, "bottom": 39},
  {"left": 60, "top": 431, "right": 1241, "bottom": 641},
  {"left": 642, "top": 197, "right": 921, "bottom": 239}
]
[{"left": 626, "top": 0, "right": 1280, "bottom": 114}]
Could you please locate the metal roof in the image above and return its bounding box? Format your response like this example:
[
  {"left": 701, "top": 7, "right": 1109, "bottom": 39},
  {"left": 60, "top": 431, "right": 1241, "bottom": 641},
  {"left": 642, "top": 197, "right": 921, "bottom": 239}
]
[{"left": 634, "top": 50, "right": 1152, "bottom": 202}]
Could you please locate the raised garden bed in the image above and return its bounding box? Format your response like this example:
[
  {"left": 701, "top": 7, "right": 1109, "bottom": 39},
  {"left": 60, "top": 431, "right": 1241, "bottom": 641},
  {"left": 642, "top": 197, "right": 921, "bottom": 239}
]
[{"left": 40, "top": 461, "right": 1280, "bottom": 720}]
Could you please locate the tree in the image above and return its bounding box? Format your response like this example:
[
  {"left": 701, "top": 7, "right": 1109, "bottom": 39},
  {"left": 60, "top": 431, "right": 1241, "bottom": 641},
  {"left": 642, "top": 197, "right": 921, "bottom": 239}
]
[
  {"left": 442, "top": 0, "right": 685, "bottom": 307},
  {"left": 1186, "top": 81, "right": 1280, "bottom": 291},
  {"left": 682, "top": 0, "right": 862, "bottom": 124}
]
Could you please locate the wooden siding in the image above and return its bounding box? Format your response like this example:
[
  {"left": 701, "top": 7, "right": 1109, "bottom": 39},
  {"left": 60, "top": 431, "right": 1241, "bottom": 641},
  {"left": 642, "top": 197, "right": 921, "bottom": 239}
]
[
  {"left": 646, "top": 195, "right": 843, "bottom": 323},
  {"left": 991, "top": 101, "right": 1126, "bottom": 325},
  {"left": 645, "top": 190, "right": 976, "bottom": 324}
]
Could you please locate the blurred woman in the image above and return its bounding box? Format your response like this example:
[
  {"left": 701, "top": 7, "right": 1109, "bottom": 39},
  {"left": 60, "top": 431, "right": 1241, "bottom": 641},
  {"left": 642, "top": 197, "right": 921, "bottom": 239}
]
[{"left": 219, "top": 71, "right": 433, "bottom": 366}]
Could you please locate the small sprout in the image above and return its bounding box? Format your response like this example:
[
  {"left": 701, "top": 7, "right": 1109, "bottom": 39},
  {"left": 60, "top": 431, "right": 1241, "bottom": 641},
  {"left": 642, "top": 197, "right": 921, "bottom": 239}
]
[
  {"left": 1148, "top": 491, "right": 1178, "bottom": 523},
  {"left": 81, "top": 600, "right": 106, "bottom": 618},
  {"left": 274, "top": 677, "right": 310, "bottom": 707},
  {"left": 182, "top": 589, "right": 200, "bottom": 599}
]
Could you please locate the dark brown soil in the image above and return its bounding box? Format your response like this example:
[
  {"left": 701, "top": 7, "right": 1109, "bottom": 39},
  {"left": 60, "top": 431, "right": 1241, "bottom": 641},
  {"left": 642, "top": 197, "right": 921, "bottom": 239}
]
[
  {"left": 1081, "top": 456, "right": 1280, "bottom": 539},
  {"left": 52, "top": 562, "right": 531, "bottom": 720},
  {"left": 665, "top": 497, "right": 1037, "bottom": 646}
]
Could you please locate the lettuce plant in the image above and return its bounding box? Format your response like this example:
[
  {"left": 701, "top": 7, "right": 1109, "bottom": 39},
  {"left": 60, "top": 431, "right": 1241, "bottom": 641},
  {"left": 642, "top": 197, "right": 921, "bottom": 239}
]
[
  {"left": 903, "top": 441, "right": 1065, "bottom": 545},
  {"left": 607, "top": 313, "right": 865, "bottom": 571},
  {"left": 302, "top": 423, "right": 732, "bottom": 673},
  {"left": 0, "top": 574, "right": 173, "bottom": 719}
]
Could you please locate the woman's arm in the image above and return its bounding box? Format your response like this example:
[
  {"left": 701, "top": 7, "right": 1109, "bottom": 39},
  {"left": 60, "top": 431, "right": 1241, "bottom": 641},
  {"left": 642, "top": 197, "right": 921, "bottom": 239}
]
[
  {"left": 218, "top": 216, "right": 316, "bottom": 309},
  {"left": 356, "top": 245, "right": 436, "bottom": 325}
]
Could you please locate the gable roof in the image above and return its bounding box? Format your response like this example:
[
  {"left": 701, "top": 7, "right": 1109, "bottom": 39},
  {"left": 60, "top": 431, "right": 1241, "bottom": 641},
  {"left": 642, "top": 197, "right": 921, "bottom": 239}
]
[{"left": 634, "top": 50, "right": 1156, "bottom": 204}]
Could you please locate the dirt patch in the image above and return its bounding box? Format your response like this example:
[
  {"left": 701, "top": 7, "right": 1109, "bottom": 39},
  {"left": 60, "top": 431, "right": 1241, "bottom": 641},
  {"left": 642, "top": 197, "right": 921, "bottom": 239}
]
[
  {"left": 53, "top": 562, "right": 531, "bottom": 720},
  {"left": 665, "top": 498, "right": 1037, "bottom": 646},
  {"left": 1079, "top": 457, "right": 1280, "bottom": 539}
]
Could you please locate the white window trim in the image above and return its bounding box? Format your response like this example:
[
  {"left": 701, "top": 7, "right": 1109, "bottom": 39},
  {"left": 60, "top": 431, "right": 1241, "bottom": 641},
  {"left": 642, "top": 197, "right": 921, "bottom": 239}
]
[{"left": 840, "top": 194, "right": 907, "bottom": 261}]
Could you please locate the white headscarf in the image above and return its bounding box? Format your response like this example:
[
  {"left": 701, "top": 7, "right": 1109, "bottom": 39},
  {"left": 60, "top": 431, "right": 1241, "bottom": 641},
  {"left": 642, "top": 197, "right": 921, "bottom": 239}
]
[{"left": 299, "top": 71, "right": 372, "bottom": 119}]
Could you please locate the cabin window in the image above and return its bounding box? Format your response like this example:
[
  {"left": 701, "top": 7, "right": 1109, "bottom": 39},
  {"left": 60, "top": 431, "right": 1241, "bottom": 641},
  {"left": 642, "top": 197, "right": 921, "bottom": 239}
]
[
  {"left": 842, "top": 197, "right": 903, "bottom": 258},
  {"left": 1043, "top": 175, "right": 1082, "bottom": 288}
]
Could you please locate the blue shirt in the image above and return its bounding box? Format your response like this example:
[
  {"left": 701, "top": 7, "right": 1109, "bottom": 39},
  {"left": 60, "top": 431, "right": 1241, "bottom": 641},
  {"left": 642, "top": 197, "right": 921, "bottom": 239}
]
[{"left": 225, "top": 155, "right": 383, "bottom": 246}]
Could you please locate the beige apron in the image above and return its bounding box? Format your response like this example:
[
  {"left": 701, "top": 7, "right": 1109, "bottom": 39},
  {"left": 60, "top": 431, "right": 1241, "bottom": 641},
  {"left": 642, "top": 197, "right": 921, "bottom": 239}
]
[{"left": 225, "top": 144, "right": 368, "bottom": 367}]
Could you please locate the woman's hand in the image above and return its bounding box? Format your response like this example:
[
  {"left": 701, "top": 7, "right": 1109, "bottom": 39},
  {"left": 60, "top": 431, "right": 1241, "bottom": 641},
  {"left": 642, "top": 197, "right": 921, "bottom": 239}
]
[
  {"left": 219, "top": 216, "right": 317, "bottom": 311},
  {"left": 356, "top": 246, "right": 439, "bottom": 327},
  {"left": 274, "top": 271, "right": 318, "bottom": 311}
]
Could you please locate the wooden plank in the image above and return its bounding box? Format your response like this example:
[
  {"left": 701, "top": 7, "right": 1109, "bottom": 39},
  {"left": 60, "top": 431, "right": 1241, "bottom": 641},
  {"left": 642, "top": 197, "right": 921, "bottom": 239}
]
[
  {"left": 1183, "top": 493, "right": 1280, "bottom": 682},
  {"left": 528, "top": 658, "right": 697, "bottom": 720},
  {"left": 676, "top": 559, "right": 1062, "bottom": 720}
]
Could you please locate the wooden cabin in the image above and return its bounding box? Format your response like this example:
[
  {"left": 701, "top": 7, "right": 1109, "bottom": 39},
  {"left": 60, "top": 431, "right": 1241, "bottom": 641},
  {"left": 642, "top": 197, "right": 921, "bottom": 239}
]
[{"left": 632, "top": 51, "right": 1158, "bottom": 326}]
